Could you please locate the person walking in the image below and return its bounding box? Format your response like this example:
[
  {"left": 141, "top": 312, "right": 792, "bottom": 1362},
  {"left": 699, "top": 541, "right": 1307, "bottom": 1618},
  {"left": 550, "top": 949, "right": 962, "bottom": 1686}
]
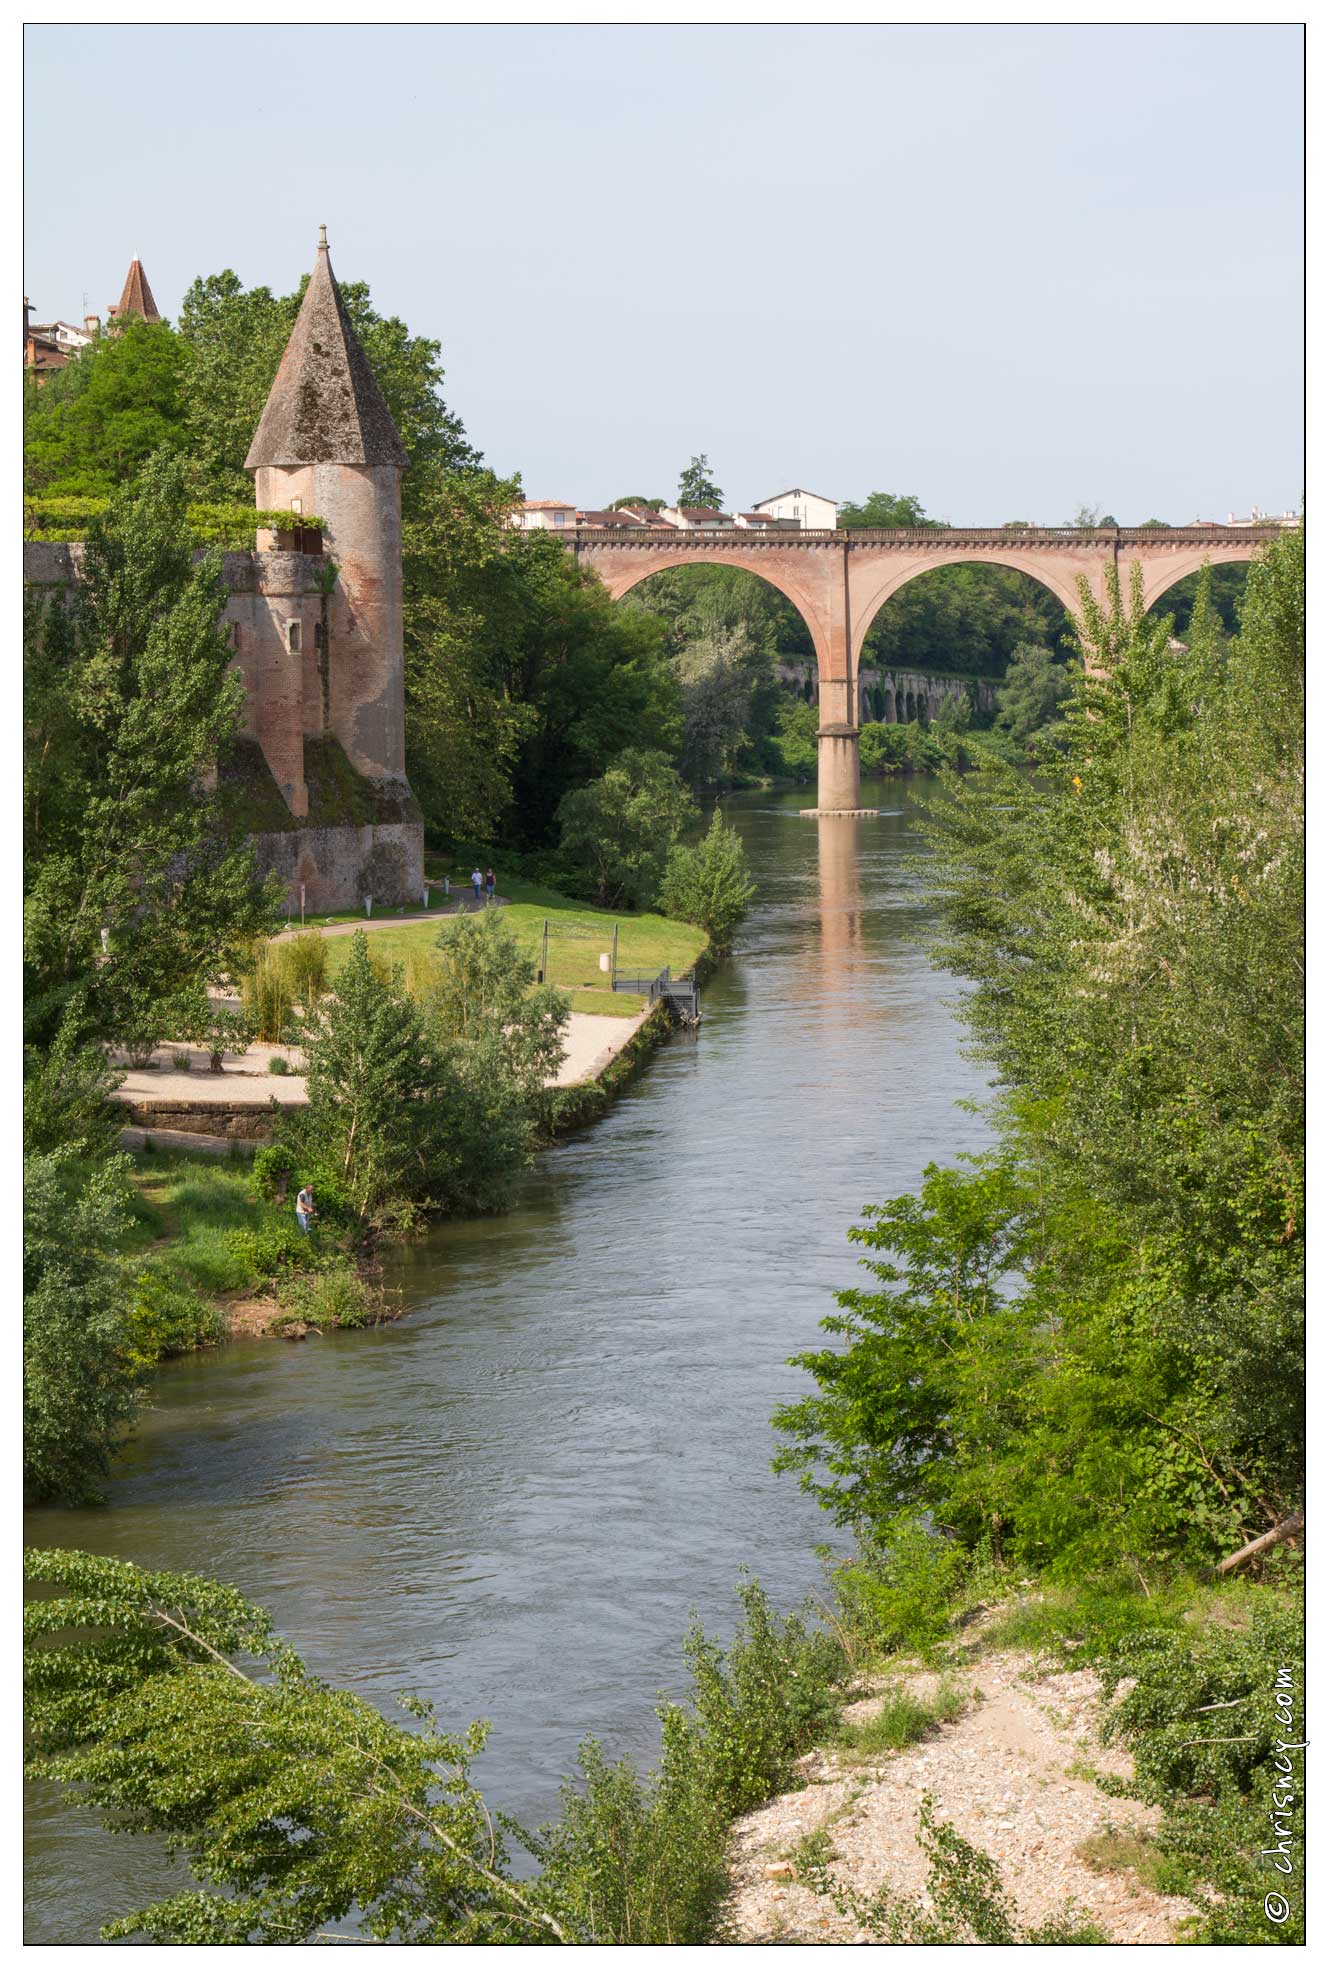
[
  {"left": 484, "top": 867, "right": 496, "bottom": 906},
  {"left": 471, "top": 866, "right": 484, "bottom": 909},
  {"left": 295, "top": 1183, "right": 317, "bottom": 1234}
]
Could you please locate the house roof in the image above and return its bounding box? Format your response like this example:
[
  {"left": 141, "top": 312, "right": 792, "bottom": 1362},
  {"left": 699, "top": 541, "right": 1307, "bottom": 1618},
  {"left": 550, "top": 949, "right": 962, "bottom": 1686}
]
[
  {"left": 245, "top": 231, "right": 409, "bottom": 472},
  {"left": 753, "top": 488, "right": 838, "bottom": 508},
  {"left": 675, "top": 506, "right": 731, "bottom": 521},
  {"left": 737, "top": 511, "right": 791, "bottom": 523},
  {"left": 579, "top": 509, "right": 646, "bottom": 526},
  {"left": 113, "top": 258, "right": 160, "bottom": 322},
  {"left": 522, "top": 498, "right": 577, "bottom": 510}
]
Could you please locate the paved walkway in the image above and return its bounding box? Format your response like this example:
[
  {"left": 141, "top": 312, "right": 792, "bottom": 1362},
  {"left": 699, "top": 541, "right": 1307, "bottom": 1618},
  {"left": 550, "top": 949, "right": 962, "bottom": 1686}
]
[
  {"left": 111, "top": 1005, "right": 653, "bottom": 1110},
  {"left": 272, "top": 896, "right": 508, "bottom": 942}
]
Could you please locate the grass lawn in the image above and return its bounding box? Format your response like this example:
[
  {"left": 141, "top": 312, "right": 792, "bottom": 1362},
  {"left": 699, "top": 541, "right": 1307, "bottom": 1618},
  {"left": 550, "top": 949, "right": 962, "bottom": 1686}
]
[
  {"left": 124, "top": 1149, "right": 333, "bottom": 1297},
  {"left": 319, "top": 872, "right": 706, "bottom": 1006}
]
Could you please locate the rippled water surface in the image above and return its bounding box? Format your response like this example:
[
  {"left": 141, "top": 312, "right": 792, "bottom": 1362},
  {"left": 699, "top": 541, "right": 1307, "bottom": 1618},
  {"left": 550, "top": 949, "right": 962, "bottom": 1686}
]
[{"left": 24, "top": 787, "right": 992, "bottom": 1941}]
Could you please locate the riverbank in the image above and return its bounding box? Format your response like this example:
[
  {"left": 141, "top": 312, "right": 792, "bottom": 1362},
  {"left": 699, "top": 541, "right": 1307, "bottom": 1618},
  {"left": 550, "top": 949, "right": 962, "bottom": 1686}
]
[
  {"left": 718, "top": 1565, "right": 1302, "bottom": 1946},
  {"left": 117, "top": 984, "right": 689, "bottom": 1344}
]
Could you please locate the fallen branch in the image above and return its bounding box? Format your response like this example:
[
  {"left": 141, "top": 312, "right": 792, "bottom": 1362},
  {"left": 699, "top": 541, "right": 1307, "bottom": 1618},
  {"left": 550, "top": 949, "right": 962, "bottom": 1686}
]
[{"left": 1215, "top": 1512, "right": 1304, "bottom": 1577}]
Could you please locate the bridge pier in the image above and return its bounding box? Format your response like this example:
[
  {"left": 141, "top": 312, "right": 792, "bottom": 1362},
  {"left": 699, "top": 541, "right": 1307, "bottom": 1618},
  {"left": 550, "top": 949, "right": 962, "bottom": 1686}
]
[{"left": 809, "top": 722, "right": 868, "bottom": 814}]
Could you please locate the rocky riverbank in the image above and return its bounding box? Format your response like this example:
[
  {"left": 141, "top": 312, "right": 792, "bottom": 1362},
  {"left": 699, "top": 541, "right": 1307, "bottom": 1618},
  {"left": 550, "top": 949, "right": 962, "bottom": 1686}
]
[{"left": 721, "top": 1632, "right": 1202, "bottom": 1944}]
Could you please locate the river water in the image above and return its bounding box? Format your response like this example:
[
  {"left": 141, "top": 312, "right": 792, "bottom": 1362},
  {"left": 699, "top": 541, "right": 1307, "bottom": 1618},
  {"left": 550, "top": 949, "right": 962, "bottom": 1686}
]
[{"left": 24, "top": 786, "right": 992, "bottom": 1943}]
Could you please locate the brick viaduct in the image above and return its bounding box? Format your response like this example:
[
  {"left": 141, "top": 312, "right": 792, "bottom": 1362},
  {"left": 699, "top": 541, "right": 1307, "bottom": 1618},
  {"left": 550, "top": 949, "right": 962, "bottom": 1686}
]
[{"left": 573, "top": 526, "right": 1279, "bottom": 812}]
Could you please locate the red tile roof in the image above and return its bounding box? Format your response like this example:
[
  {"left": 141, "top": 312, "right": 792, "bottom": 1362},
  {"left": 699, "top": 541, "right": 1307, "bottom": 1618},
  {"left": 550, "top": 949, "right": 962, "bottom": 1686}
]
[{"left": 114, "top": 258, "right": 160, "bottom": 322}]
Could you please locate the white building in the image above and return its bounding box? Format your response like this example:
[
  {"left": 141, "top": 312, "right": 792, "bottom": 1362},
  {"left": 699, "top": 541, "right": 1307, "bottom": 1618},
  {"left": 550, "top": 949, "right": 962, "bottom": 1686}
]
[
  {"left": 1223, "top": 506, "right": 1302, "bottom": 529},
  {"left": 658, "top": 506, "right": 735, "bottom": 530},
  {"left": 511, "top": 498, "right": 578, "bottom": 531},
  {"left": 751, "top": 487, "right": 839, "bottom": 530}
]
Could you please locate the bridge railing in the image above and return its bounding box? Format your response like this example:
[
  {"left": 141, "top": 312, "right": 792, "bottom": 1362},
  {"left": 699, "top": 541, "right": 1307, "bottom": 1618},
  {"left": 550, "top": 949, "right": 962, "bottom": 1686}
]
[{"left": 572, "top": 525, "right": 1282, "bottom": 547}]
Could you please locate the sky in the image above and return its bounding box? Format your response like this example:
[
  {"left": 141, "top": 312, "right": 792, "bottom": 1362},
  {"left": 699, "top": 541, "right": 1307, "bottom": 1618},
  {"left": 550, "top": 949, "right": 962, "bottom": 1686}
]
[{"left": 24, "top": 23, "right": 1304, "bottom": 523}]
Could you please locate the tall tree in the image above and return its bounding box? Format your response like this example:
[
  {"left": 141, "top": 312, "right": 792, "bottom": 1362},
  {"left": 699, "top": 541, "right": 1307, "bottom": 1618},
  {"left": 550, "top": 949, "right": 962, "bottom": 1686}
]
[
  {"left": 23, "top": 452, "right": 279, "bottom": 1043},
  {"left": 677, "top": 454, "right": 725, "bottom": 509}
]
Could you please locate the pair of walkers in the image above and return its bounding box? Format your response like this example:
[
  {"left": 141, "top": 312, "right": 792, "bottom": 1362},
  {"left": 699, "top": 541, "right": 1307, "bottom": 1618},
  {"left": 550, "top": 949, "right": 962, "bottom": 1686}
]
[{"left": 469, "top": 867, "right": 497, "bottom": 908}]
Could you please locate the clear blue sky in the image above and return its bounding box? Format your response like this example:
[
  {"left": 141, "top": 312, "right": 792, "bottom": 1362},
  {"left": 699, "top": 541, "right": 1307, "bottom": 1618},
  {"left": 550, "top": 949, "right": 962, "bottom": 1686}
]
[{"left": 24, "top": 23, "right": 1303, "bottom": 522}]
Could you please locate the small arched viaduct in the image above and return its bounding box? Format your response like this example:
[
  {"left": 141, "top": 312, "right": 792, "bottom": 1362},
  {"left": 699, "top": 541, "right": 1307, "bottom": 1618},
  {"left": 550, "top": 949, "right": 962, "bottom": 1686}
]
[{"left": 573, "top": 526, "right": 1278, "bottom": 811}]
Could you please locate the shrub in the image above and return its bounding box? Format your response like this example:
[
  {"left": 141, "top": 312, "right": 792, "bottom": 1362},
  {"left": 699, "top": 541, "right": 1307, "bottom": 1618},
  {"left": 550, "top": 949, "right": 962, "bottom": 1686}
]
[
  {"left": 171, "top": 1050, "right": 192, "bottom": 1072},
  {"left": 276, "top": 1262, "right": 387, "bottom": 1332},
  {"left": 24, "top": 1153, "right": 137, "bottom": 1504},
  {"left": 281, "top": 931, "right": 329, "bottom": 1009},
  {"left": 222, "top": 1222, "right": 321, "bottom": 1284},
  {"left": 269, "top": 1055, "right": 291, "bottom": 1076},
  {"left": 534, "top": 1581, "right": 847, "bottom": 1944},
  {"left": 251, "top": 1141, "right": 296, "bottom": 1201},
  {"left": 125, "top": 1262, "right": 225, "bottom": 1371},
  {"left": 241, "top": 948, "right": 296, "bottom": 1044}
]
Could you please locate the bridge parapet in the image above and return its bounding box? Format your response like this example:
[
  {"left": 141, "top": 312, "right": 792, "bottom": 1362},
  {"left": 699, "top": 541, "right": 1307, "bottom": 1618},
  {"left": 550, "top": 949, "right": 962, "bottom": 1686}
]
[{"left": 574, "top": 525, "right": 1282, "bottom": 549}]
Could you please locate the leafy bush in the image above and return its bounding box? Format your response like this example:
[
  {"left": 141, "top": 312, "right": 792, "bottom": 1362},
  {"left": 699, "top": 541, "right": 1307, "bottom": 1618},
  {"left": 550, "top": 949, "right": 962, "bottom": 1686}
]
[
  {"left": 23, "top": 1025, "right": 124, "bottom": 1161},
  {"left": 125, "top": 1262, "right": 225, "bottom": 1371},
  {"left": 250, "top": 1141, "right": 296, "bottom": 1200},
  {"left": 1094, "top": 1593, "right": 1305, "bottom": 1941},
  {"left": 276, "top": 1262, "right": 386, "bottom": 1331},
  {"left": 828, "top": 1520, "right": 978, "bottom": 1658},
  {"left": 657, "top": 811, "right": 755, "bottom": 951},
  {"left": 24, "top": 1153, "right": 136, "bottom": 1504},
  {"left": 222, "top": 1221, "right": 321, "bottom": 1285},
  {"left": 268, "top": 1054, "right": 290, "bottom": 1075}
]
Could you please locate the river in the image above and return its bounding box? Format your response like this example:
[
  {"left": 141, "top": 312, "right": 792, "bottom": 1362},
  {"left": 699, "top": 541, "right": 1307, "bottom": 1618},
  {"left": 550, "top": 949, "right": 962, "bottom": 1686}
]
[{"left": 24, "top": 785, "right": 992, "bottom": 1943}]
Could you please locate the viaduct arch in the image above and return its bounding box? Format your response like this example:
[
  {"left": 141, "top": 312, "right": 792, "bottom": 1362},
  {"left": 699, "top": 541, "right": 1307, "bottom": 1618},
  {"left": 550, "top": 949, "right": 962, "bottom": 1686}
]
[{"left": 574, "top": 526, "right": 1277, "bottom": 812}]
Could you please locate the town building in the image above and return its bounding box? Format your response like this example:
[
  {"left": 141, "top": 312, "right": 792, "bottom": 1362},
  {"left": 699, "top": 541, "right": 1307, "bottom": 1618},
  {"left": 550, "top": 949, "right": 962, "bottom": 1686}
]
[
  {"left": 1223, "top": 505, "right": 1301, "bottom": 529},
  {"left": 657, "top": 505, "right": 735, "bottom": 530},
  {"left": 511, "top": 498, "right": 579, "bottom": 530},
  {"left": 734, "top": 510, "right": 797, "bottom": 531},
  {"left": 750, "top": 487, "right": 839, "bottom": 530}
]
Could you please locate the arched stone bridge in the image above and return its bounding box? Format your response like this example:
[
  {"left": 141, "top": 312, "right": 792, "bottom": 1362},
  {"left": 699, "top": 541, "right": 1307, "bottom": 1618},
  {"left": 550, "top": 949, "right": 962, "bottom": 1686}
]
[{"left": 573, "top": 525, "right": 1278, "bottom": 811}]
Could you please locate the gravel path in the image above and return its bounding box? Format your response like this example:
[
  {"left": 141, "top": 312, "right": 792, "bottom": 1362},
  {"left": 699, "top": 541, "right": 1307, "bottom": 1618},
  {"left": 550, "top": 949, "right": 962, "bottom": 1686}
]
[{"left": 722, "top": 1652, "right": 1198, "bottom": 1944}]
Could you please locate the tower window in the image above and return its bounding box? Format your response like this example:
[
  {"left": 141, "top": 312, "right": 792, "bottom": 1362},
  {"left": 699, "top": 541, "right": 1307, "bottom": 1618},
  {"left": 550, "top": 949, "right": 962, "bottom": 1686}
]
[
  {"left": 290, "top": 497, "right": 302, "bottom": 516},
  {"left": 288, "top": 621, "right": 302, "bottom": 654},
  {"left": 231, "top": 623, "right": 243, "bottom": 652}
]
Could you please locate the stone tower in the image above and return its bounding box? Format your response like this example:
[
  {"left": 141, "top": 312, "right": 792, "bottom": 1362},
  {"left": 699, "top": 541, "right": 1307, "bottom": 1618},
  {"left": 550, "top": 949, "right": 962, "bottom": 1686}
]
[{"left": 245, "top": 227, "right": 410, "bottom": 790}]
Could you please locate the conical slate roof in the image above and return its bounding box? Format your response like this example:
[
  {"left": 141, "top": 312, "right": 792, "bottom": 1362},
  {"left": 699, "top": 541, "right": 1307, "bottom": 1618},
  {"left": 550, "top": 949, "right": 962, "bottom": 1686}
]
[
  {"left": 115, "top": 258, "right": 160, "bottom": 321},
  {"left": 245, "top": 232, "right": 408, "bottom": 472}
]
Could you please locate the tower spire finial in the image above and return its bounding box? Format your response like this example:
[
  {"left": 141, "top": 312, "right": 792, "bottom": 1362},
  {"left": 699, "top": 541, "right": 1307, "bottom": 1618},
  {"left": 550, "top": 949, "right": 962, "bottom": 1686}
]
[{"left": 318, "top": 224, "right": 328, "bottom": 250}]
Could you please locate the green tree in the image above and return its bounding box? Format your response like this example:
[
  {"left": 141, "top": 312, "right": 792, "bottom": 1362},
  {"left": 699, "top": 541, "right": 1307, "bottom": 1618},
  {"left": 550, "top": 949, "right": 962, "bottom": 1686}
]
[
  {"left": 610, "top": 494, "right": 665, "bottom": 511},
  {"left": 778, "top": 529, "right": 1305, "bottom": 1573},
  {"left": 23, "top": 452, "right": 279, "bottom": 1045},
  {"left": 557, "top": 749, "right": 696, "bottom": 907},
  {"left": 837, "top": 491, "right": 942, "bottom": 530},
  {"left": 297, "top": 934, "right": 450, "bottom": 1225},
  {"left": 499, "top": 539, "right": 681, "bottom": 847},
  {"left": 674, "top": 625, "right": 757, "bottom": 785},
  {"left": 22, "top": 1549, "right": 566, "bottom": 1944},
  {"left": 677, "top": 454, "right": 725, "bottom": 509},
  {"left": 423, "top": 910, "right": 570, "bottom": 1108},
  {"left": 24, "top": 1154, "right": 137, "bottom": 1504},
  {"left": 658, "top": 811, "right": 756, "bottom": 951},
  {"left": 24, "top": 318, "right": 187, "bottom": 496},
  {"left": 992, "top": 642, "right": 1075, "bottom": 744}
]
